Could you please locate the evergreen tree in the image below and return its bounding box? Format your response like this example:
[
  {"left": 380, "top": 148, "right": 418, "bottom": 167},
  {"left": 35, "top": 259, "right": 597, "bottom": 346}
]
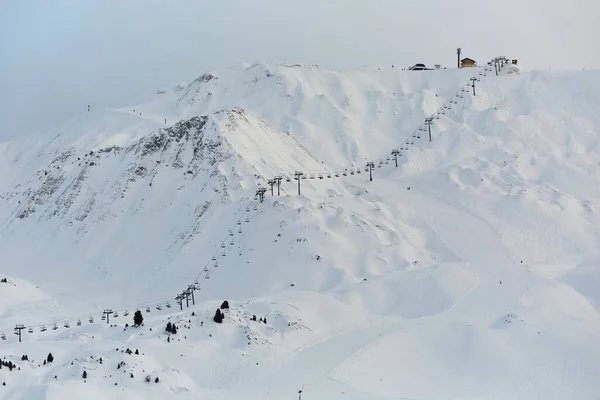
[
  {"left": 213, "top": 309, "right": 224, "bottom": 323},
  {"left": 82, "top": 371, "right": 87, "bottom": 379},
  {"left": 133, "top": 310, "right": 143, "bottom": 326},
  {"left": 166, "top": 322, "right": 172, "bottom": 333},
  {"left": 171, "top": 324, "right": 177, "bottom": 334},
  {"left": 155, "top": 376, "right": 160, "bottom": 383},
  {"left": 47, "top": 353, "right": 54, "bottom": 363},
  {"left": 220, "top": 300, "right": 229, "bottom": 309}
]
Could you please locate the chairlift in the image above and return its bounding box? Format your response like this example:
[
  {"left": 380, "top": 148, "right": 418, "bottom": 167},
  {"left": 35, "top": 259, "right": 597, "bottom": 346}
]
[
  {"left": 28, "top": 327, "right": 33, "bottom": 333},
  {"left": 77, "top": 319, "right": 82, "bottom": 326}
]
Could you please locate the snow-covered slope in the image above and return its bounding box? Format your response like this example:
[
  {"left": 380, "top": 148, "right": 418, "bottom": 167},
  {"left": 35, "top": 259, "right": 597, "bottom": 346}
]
[{"left": 2, "top": 61, "right": 600, "bottom": 399}]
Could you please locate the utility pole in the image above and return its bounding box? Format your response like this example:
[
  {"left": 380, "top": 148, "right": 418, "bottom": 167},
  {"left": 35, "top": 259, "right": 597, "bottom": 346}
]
[
  {"left": 14, "top": 325, "right": 25, "bottom": 343},
  {"left": 256, "top": 188, "right": 267, "bottom": 203},
  {"left": 470, "top": 77, "right": 477, "bottom": 96},
  {"left": 366, "top": 162, "right": 375, "bottom": 182},
  {"left": 294, "top": 171, "right": 304, "bottom": 195},
  {"left": 457, "top": 47, "right": 462, "bottom": 68},
  {"left": 175, "top": 294, "right": 183, "bottom": 311},
  {"left": 267, "top": 179, "right": 275, "bottom": 196},
  {"left": 425, "top": 118, "right": 434, "bottom": 141},
  {"left": 274, "top": 176, "right": 282, "bottom": 196},
  {"left": 391, "top": 149, "right": 401, "bottom": 167},
  {"left": 103, "top": 309, "right": 113, "bottom": 325}
]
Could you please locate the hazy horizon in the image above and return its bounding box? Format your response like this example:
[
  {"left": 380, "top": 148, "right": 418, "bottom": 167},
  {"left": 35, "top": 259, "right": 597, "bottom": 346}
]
[{"left": 1, "top": 0, "right": 598, "bottom": 140}]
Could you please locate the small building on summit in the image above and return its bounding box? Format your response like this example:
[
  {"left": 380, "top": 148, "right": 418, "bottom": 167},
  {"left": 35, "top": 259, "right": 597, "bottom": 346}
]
[
  {"left": 460, "top": 58, "right": 477, "bottom": 68},
  {"left": 409, "top": 63, "right": 429, "bottom": 71}
]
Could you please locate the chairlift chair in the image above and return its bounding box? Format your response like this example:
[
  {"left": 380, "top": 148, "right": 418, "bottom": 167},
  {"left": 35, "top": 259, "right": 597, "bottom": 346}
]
[
  {"left": 237, "top": 220, "right": 242, "bottom": 226},
  {"left": 156, "top": 304, "right": 162, "bottom": 311},
  {"left": 286, "top": 177, "right": 291, "bottom": 182},
  {"left": 310, "top": 174, "right": 315, "bottom": 180},
  {"left": 89, "top": 316, "right": 94, "bottom": 323},
  {"left": 350, "top": 170, "right": 355, "bottom": 175},
  {"left": 238, "top": 227, "right": 242, "bottom": 234},
  {"left": 327, "top": 173, "right": 332, "bottom": 178},
  {"left": 410, "top": 140, "right": 415, "bottom": 145},
  {"left": 214, "top": 260, "right": 219, "bottom": 268},
  {"left": 53, "top": 323, "right": 58, "bottom": 330},
  {"left": 245, "top": 207, "right": 250, "bottom": 212},
  {"left": 41, "top": 325, "right": 47, "bottom": 332},
  {"left": 204, "top": 266, "right": 209, "bottom": 272},
  {"left": 206, "top": 272, "right": 210, "bottom": 279},
  {"left": 124, "top": 310, "right": 130, "bottom": 316},
  {"left": 64, "top": 321, "right": 70, "bottom": 328},
  {"left": 302, "top": 175, "right": 307, "bottom": 179},
  {"left": 335, "top": 172, "right": 340, "bottom": 177},
  {"left": 146, "top": 306, "right": 151, "bottom": 312},
  {"left": 385, "top": 159, "right": 389, "bottom": 164},
  {"left": 222, "top": 248, "right": 226, "bottom": 256},
  {"left": 77, "top": 319, "right": 82, "bottom": 326},
  {"left": 195, "top": 279, "right": 199, "bottom": 285},
  {"left": 364, "top": 167, "right": 369, "bottom": 172},
  {"left": 245, "top": 216, "right": 249, "bottom": 223},
  {"left": 1, "top": 333, "right": 5, "bottom": 340},
  {"left": 318, "top": 174, "right": 323, "bottom": 179},
  {"left": 357, "top": 169, "right": 362, "bottom": 174},
  {"left": 166, "top": 301, "right": 172, "bottom": 308},
  {"left": 28, "top": 327, "right": 33, "bottom": 333},
  {"left": 342, "top": 170, "right": 348, "bottom": 176},
  {"left": 253, "top": 204, "right": 257, "bottom": 210},
  {"left": 101, "top": 314, "right": 106, "bottom": 321},
  {"left": 230, "top": 239, "right": 234, "bottom": 246},
  {"left": 229, "top": 231, "right": 233, "bottom": 236}
]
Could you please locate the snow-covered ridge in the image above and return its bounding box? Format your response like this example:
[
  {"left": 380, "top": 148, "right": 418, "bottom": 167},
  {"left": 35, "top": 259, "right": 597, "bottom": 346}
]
[{"left": 3, "top": 59, "right": 600, "bottom": 399}]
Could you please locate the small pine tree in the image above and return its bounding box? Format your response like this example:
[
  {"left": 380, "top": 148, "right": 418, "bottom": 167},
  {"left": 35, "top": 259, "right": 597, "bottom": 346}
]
[
  {"left": 145, "top": 375, "right": 151, "bottom": 383},
  {"left": 82, "top": 371, "right": 87, "bottom": 379},
  {"left": 172, "top": 324, "right": 177, "bottom": 334},
  {"left": 133, "top": 310, "right": 143, "bottom": 326},
  {"left": 251, "top": 315, "right": 257, "bottom": 321},
  {"left": 155, "top": 377, "right": 160, "bottom": 383},
  {"left": 135, "top": 349, "right": 139, "bottom": 355},
  {"left": 47, "top": 353, "right": 54, "bottom": 363},
  {"left": 166, "top": 322, "right": 172, "bottom": 332},
  {"left": 213, "top": 309, "right": 224, "bottom": 323},
  {"left": 263, "top": 317, "right": 267, "bottom": 324},
  {"left": 220, "top": 300, "right": 229, "bottom": 309}
]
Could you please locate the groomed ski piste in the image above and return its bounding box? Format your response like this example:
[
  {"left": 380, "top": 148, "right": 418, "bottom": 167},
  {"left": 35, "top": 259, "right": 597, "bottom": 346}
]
[{"left": 1, "top": 57, "right": 600, "bottom": 399}]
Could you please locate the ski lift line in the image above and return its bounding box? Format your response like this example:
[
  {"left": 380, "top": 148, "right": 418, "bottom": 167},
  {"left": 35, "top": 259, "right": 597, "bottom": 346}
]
[{"left": 4, "top": 59, "right": 502, "bottom": 336}]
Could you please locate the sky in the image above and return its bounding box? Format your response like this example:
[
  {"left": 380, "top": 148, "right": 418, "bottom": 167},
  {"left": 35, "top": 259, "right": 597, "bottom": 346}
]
[{"left": 0, "top": 0, "right": 598, "bottom": 141}]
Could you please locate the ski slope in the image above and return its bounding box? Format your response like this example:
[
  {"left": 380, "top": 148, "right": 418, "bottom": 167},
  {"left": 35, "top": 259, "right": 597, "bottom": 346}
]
[{"left": 1, "top": 60, "right": 600, "bottom": 399}]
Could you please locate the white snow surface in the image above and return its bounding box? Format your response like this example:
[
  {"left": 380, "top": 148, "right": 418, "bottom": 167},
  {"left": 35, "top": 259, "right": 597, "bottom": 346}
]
[{"left": 1, "top": 62, "right": 600, "bottom": 399}]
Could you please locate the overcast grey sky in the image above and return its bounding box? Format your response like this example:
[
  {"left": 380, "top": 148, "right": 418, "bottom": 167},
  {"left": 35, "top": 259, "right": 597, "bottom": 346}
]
[{"left": 1, "top": 0, "right": 598, "bottom": 140}]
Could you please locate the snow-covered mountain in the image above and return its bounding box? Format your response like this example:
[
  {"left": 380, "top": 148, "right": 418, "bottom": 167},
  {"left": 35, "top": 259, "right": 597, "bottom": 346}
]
[{"left": 1, "top": 60, "right": 600, "bottom": 400}]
